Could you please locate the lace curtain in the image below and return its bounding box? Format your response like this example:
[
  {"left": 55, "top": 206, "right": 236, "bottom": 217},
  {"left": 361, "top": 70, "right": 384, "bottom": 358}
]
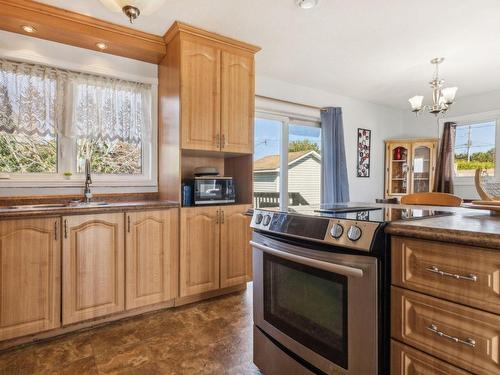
[
  {"left": 0, "top": 60, "right": 66, "bottom": 137},
  {"left": 0, "top": 59, "right": 151, "bottom": 143}
]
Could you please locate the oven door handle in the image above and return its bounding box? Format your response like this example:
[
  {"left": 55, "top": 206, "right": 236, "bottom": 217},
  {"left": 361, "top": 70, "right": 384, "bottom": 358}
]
[{"left": 250, "top": 241, "right": 364, "bottom": 278}]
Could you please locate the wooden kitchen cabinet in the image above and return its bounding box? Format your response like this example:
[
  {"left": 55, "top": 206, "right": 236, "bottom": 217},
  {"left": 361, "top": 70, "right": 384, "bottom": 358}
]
[
  {"left": 180, "top": 206, "right": 220, "bottom": 297},
  {"left": 220, "top": 205, "right": 252, "bottom": 288},
  {"left": 0, "top": 218, "right": 61, "bottom": 341},
  {"left": 220, "top": 51, "right": 254, "bottom": 154},
  {"left": 125, "top": 209, "right": 179, "bottom": 310},
  {"left": 164, "top": 22, "right": 259, "bottom": 155},
  {"left": 180, "top": 38, "right": 221, "bottom": 152},
  {"left": 62, "top": 213, "right": 125, "bottom": 325}
]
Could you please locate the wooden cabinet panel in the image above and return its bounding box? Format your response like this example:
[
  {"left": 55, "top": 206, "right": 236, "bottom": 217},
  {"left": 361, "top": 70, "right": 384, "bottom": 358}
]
[
  {"left": 392, "top": 236, "right": 500, "bottom": 315},
  {"left": 180, "top": 38, "right": 221, "bottom": 152},
  {"left": 0, "top": 218, "right": 61, "bottom": 340},
  {"left": 391, "top": 340, "right": 470, "bottom": 375},
  {"left": 125, "top": 209, "right": 179, "bottom": 310},
  {"left": 220, "top": 205, "right": 251, "bottom": 288},
  {"left": 180, "top": 207, "right": 220, "bottom": 297},
  {"left": 392, "top": 286, "right": 500, "bottom": 375},
  {"left": 221, "top": 50, "right": 254, "bottom": 154},
  {"left": 62, "top": 213, "right": 124, "bottom": 325}
]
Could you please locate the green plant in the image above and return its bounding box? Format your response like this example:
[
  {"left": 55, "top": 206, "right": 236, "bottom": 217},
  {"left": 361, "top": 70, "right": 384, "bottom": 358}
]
[
  {"left": 288, "top": 139, "right": 320, "bottom": 153},
  {"left": 455, "top": 160, "right": 495, "bottom": 171}
]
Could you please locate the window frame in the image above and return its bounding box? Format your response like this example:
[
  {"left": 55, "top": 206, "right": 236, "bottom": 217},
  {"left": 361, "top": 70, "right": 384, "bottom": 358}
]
[
  {"left": 255, "top": 110, "right": 321, "bottom": 210},
  {"left": 0, "top": 84, "right": 158, "bottom": 188},
  {"left": 439, "top": 110, "right": 500, "bottom": 187}
]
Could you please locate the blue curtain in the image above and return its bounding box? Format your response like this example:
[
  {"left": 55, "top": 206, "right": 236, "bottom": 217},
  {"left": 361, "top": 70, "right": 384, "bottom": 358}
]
[{"left": 321, "top": 107, "right": 350, "bottom": 204}]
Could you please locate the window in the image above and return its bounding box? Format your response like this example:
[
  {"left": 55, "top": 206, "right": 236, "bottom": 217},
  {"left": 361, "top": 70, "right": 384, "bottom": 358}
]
[
  {"left": 253, "top": 113, "right": 321, "bottom": 209},
  {"left": 0, "top": 59, "right": 154, "bottom": 186},
  {"left": 454, "top": 121, "right": 496, "bottom": 177}
]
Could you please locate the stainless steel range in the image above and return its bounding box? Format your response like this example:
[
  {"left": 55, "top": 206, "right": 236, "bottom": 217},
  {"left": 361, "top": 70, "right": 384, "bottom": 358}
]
[{"left": 250, "top": 204, "right": 452, "bottom": 375}]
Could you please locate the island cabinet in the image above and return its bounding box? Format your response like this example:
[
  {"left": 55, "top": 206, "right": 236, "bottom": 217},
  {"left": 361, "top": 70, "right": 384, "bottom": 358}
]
[
  {"left": 62, "top": 213, "right": 125, "bottom": 325},
  {"left": 0, "top": 218, "right": 61, "bottom": 341},
  {"left": 179, "top": 204, "right": 251, "bottom": 298},
  {"left": 125, "top": 209, "right": 179, "bottom": 310},
  {"left": 391, "top": 236, "right": 500, "bottom": 375},
  {"left": 164, "top": 22, "right": 259, "bottom": 155}
]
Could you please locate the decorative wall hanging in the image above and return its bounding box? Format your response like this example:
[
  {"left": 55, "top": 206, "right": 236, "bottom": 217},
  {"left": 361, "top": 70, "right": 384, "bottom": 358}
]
[{"left": 357, "top": 128, "right": 371, "bottom": 177}]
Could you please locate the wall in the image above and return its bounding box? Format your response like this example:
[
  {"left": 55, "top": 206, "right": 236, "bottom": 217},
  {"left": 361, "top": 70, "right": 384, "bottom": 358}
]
[
  {"left": 0, "top": 30, "right": 158, "bottom": 197},
  {"left": 256, "top": 76, "right": 403, "bottom": 203},
  {"left": 399, "top": 90, "right": 500, "bottom": 199}
]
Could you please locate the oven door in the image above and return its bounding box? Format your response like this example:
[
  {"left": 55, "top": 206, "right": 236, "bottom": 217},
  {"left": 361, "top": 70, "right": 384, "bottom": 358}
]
[{"left": 252, "top": 232, "right": 378, "bottom": 375}]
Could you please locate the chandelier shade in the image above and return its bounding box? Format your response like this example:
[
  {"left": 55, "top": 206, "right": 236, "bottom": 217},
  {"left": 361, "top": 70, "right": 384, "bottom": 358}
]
[
  {"left": 408, "top": 96, "right": 424, "bottom": 112},
  {"left": 441, "top": 87, "right": 458, "bottom": 105}
]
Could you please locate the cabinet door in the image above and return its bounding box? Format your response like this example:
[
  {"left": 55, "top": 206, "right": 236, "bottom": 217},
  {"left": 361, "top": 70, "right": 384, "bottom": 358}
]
[
  {"left": 180, "top": 38, "right": 221, "bottom": 151},
  {"left": 221, "top": 50, "right": 254, "bottom": 154},
  {"left": 386, "top": 142, "right": 411, "bottom": 197},
  {"left": 125, "top": 209, "right": 179, "bottom": 310},
  {"left": 410, "top": 142, "right": 436, "bottom": 194},
  {"left": 62, "top": 213, "right": 124, "bottom": 325},
  {"left": 0, "top": 218, "right": 61, "bottom": 340},
  {"left": 220, "top": 205, "right": 252, "bottom": 288},
  {"left": 180, "top": 207, "right": 220, "bottom": 297}
]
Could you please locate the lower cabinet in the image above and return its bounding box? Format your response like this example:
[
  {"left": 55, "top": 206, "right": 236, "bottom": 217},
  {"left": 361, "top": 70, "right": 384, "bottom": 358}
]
[
  {"left": 180, "top": 204, "right": 252, "bottom": 298},
  {"left": 220, "top": 205, "right": 252, "bottom": 288},
  {"left": 125, "top": 209, "right": 179, "bottom": 309},
  {"left": 62, "top": 213, "right": 125, "bottom": 325},
  {"left": 0, "top": 218, "right": 61, "bottom": 341}
]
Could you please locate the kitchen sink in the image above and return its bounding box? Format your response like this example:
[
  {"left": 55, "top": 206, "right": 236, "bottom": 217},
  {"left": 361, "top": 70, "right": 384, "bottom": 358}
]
[{"left": 3, "top": 202, "right": 110, "bottom": 210}]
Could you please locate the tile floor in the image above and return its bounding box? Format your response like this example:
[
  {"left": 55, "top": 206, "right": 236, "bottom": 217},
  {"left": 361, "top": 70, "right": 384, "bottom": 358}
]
[{"left": 0, "top": 285, "right": 262, "bottom": 375}]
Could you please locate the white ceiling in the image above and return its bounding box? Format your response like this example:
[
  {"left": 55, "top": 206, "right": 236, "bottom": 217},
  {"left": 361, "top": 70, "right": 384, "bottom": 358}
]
[{"left": 36, "top": 0, "right": 500, "bottom": 109}]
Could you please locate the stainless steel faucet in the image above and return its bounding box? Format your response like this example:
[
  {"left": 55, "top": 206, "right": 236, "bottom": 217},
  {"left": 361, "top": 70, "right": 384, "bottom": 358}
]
[{"left": 83, "top": 158, "right": 93, "bottom": 203}]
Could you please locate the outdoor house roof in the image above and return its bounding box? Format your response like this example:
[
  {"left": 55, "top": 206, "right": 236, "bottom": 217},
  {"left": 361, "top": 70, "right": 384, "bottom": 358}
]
[{"left": 253, "top": 150, "right": 321, "bottom": 172}]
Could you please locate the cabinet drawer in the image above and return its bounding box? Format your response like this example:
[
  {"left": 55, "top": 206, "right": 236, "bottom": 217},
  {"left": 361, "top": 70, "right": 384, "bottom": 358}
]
[
  {"left": 392, "top": 236, "right": 500, "bottom": 314},
  {"left": 391, "top": 340, "right": 470, "bottom": 375},
  {"left": 392, "top": 287, "right": 500, "bottom": 375}
]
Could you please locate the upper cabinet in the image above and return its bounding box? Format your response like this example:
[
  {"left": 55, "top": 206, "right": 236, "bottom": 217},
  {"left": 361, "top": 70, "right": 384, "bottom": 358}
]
[
  {"left": 220, "top": 51, "right": 255, "bottom": 154},
  {"left": 162, "top": 22, "right": 260, "bottom": 155}
]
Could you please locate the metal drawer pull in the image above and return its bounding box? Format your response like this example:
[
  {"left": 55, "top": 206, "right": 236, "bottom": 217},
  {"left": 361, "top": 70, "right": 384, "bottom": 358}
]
[
  {"left": 427, "top": 324, "right": 476, "bottom": 348},
  {"left": 426, "top": 265, "right": 478, "bottom": 282}
]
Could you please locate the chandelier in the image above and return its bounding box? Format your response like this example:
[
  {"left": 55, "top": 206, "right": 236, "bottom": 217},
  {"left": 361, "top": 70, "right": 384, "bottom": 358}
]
[
  {"left": 408, "top": 57, "right": 458, "bottom": 116},
  {"left": 98, "top": 0, "right": 166, "bottom": 23}
]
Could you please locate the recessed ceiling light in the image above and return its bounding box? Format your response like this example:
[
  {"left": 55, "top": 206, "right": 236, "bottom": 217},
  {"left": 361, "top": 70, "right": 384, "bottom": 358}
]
[
  {"left": 96, "top": 42, "right": 108, "bottom": 50},
  {"left": 21, "top": 25, "right": 36, "bottom": 33},
  {"left": 296, "top": 0, "right": 319, "bottom": 9}
]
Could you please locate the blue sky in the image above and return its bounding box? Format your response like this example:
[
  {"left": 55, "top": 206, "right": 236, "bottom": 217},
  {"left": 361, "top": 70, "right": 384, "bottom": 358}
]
[
  {"left": 254, "top": 118, "right": 321, "bottom": 160},
  {"left": 454, "top": 121, "right": 496, "bottom": 155}
]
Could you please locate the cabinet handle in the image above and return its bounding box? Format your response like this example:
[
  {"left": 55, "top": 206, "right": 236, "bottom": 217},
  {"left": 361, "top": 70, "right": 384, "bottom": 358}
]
[
  {"left": 216, "top": 209, "right": 219, "bottom": 224},
  {"left": 427, "top": 324, "right": 476, "bottom": 348},
  {"left": 127, "top": 215, "right": 131, "bottom": 233},
  {"left": 216, "top": 133, "right": 220, "bottom": 148},
  {"left": 54, "top": 221, "right": 58, "bottom": 240},
  {"left": 221, "top": 210, "right": 225, "bottom": 224},
  {"left": 426, "top": 265, "right": 478, "bottom": 282},
  {"left": 64, "top": 219, "right": 67, "bottom": 239},
  {"left": 221, "top": 134, "right": 225, "bottom": 149}
]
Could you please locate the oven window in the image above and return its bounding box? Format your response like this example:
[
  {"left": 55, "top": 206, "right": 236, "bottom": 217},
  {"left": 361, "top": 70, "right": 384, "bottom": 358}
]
[{"left": 263, "top": 253, "right": 348, "bottom": 369}]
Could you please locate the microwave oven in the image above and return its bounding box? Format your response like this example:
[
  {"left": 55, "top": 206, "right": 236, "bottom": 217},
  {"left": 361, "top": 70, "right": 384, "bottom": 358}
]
[{"left": 183, "top": 177, "right": 236, "bottom": 206}]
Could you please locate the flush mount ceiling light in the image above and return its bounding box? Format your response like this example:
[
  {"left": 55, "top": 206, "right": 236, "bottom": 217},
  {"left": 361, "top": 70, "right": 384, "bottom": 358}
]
[
  {"left": 96, "top": 42, "right": 108, "bottom": 50},
  {"left": 98, "top": 0, "right": 166, "bottom": 23},
  {"left": 21, "top": 25, "right": 37, "bottom": 33},
  {"left": 408, "top": 57, "right": 458, "bottom": 116},
  {"left": 296, "top": 0, "right": 319, "bottom": 9}
]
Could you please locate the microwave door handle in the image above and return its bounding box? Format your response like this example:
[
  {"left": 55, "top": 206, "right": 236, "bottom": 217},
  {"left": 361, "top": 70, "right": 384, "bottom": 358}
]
[{"left": 250, "top": 241, "right": 364, "bottom": 278}]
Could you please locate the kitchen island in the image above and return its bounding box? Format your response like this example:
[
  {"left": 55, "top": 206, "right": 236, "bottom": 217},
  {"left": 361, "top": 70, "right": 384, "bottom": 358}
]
[{"left": 386, "top": 204, "right": 500, "bottom": 375}]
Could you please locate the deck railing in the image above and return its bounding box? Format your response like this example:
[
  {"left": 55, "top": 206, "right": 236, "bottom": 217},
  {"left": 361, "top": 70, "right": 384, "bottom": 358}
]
[{"left": 253, "top": 192, "right": 309, "bottom": 208}]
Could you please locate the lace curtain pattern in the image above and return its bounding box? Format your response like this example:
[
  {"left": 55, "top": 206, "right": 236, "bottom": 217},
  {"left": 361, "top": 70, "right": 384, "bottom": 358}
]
[{"left": 0, "top": 59, "right": 151, "bottom": 143}]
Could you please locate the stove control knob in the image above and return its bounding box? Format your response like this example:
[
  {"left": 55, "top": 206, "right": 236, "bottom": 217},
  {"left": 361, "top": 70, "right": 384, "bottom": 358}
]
[
  {"left": 262, "top": 215, "right": 272, "bottom": 226},
  {"left": 330, "top": 223, "right": 344, "bottom": 239},
  {"left": 347, "top": 225, "right": 362, "bottom": 241},
  {"left": 255, "top": 213, "right": 263, "bottom": 224}
]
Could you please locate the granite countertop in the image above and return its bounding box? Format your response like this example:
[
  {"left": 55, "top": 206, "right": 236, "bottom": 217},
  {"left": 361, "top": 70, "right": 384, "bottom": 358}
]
[
  {"left": 384, "top": 205, "right": 500, "bottom": 250},
  {"left": 0, "top": 200, "right": 180, "bottom": 219}
]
